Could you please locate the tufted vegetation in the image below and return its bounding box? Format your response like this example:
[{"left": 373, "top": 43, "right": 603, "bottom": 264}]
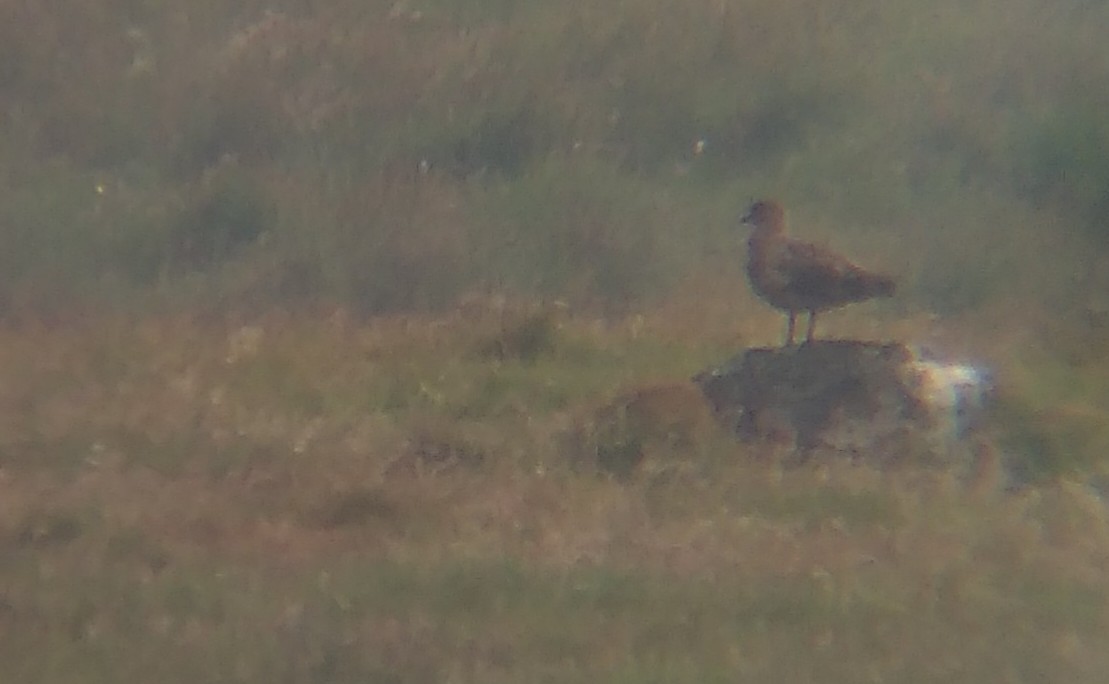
[{"left": 1, "top": 1, "right": 1108, "bottom": 682}]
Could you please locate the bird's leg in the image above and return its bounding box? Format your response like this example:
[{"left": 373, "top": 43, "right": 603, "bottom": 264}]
[
  {"left": 785, "top": 311, "right": 796, "bottom": 346},
  {"left": 805, "top": 311, "right": 817, "bottom": 343}
]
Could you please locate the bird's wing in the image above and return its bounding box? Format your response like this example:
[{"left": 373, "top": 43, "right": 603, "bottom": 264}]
[{"left": 773, "top": 239, "right": 862, "bottom": 296}]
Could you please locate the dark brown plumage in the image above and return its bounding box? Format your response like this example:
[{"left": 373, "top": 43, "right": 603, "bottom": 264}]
[{"left": 741, "top": 199, "right": 895, "bottom": 346}]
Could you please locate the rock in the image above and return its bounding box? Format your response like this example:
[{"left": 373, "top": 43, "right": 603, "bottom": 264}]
[{"left": 693, "top": 340, "right": 991, "bottom": 466}]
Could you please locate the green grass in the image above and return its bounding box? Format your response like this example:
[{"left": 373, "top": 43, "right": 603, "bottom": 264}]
[{"left": 3, "top": 497, "right": 1107, "bottom": 684}]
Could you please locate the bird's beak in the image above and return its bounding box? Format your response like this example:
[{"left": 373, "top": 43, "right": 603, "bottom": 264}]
[{"left": 740, "top": 199, "right": 757, "bottom": 226}]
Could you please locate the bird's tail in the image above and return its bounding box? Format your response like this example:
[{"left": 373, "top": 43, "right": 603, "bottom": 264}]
[
  {"left": 867, "top": 274, "right": 896, "bottom": 298},
  {"left": 845, "top": 271, "right": 896, "bottom": 300}
]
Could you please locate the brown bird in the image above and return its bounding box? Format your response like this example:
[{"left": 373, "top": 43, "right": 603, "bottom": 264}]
[{"left": 741, "top": 199, "right": 895, "bottom": 346}]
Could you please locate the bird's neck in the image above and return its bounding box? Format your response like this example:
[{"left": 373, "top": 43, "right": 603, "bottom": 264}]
[{"left": 749, "top": 224, "right": 785, "bottom": 246}]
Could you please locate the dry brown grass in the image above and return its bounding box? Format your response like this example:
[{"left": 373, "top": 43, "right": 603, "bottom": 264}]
[
  {"left": 566, "top": 380, "right": 728, "bottom": 478},
  {"left": 0, "top": 2, "right": 1107, "bottom": 677},
  {"left": 0, "top": 304, "right": 1106, "bottom": 682}
]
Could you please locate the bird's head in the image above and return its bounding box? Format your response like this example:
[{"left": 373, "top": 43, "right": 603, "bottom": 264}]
[{"left": 740, "top": 199, "right": 786, "bottom": 234}]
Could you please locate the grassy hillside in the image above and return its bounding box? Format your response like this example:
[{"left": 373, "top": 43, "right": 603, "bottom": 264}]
[
  {"left": 0, "top": 0, "right": 1106, "bottom": 317},
  {"left": 1, "top": 0, "right": 1109, "bottom": 681}
]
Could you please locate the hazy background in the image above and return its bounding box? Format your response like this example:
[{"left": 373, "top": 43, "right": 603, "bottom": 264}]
[
  {"left": 2, "top": 2, "right": 1109, "bottom": 682},
  {"left": 0, "top": 0, "right": 1106, "bottom": 321}
]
